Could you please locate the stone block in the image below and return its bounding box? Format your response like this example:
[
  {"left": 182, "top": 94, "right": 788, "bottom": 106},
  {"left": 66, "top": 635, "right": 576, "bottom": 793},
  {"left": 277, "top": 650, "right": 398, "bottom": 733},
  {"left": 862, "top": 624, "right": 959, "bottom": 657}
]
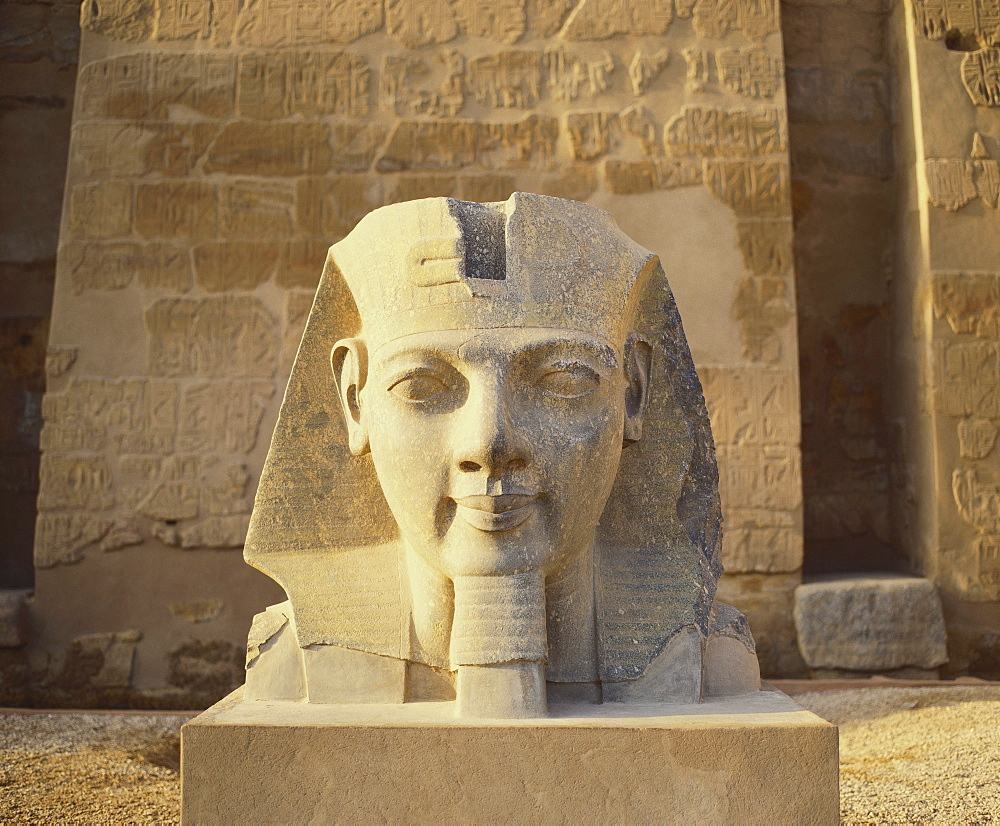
[
  {"left": 794, "top": 575, "right": 948, "bottom": 671},
  {"left": 182, "top": 689, "right": 839, "bottom": 824}
]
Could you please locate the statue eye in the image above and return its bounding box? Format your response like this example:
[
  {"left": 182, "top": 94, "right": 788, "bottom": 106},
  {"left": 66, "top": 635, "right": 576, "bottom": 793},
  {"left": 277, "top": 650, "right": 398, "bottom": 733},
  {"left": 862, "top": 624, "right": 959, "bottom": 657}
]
[
  {"left": 535, "top": 364, "right": 600, "bottom": 398},
  {"left": 387, "top": 372, "right": 453, "bottom": 402}
]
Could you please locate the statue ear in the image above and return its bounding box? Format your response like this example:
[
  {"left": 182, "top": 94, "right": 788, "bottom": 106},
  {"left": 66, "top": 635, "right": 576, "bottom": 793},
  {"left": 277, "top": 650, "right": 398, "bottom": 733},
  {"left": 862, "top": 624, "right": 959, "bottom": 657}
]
[
  {"left": 623, "top": 332, "right": 653, "bottom": 446},
  {"left": 331, "top": 338, "right": 370, "bottom": 456}
]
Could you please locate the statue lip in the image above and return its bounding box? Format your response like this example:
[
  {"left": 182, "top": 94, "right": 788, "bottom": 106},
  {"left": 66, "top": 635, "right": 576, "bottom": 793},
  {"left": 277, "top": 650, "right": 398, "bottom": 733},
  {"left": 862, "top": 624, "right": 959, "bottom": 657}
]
[
  {"left": 453, "top": 494, "right": 539, "bottom": 532},
  {"left": 454, "top": 494, "right": 538, "bottom": 513}
]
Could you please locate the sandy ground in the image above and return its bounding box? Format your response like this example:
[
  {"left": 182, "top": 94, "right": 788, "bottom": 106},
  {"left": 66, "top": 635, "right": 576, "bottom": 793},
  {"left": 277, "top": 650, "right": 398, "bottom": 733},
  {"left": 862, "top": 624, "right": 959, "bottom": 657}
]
[
  {"left": 1, "top": 686, "right": 999, "bottom": 824},
  {"left": 0, "top": 711, "right": 187, "bottom": 823},
  {"left": 796, "top": 686, "right": 1000, "bottom": 824}
]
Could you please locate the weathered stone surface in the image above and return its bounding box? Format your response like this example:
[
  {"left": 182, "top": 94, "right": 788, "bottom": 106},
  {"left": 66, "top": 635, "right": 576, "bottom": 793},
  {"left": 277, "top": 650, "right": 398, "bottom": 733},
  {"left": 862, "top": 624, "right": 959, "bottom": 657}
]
[{"left": 794, "top": 576, "right": 949, "bottom": 671}]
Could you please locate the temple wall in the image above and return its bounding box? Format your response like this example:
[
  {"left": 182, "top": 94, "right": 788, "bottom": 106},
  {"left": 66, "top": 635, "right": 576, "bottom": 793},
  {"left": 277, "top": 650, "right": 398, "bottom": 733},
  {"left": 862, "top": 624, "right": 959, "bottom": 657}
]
[
  {"left": 22, "top": 0, "right": 802, "bottom": 704},
  {"left": 4, "top": 0, "right": 998, "bottom": 706}
]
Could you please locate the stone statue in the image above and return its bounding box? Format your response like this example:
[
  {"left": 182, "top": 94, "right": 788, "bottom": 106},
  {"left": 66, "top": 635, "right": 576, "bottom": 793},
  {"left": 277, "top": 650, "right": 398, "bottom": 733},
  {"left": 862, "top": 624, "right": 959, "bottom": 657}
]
[{"left": 242, "top": 193, "right": 759, "bottom": 717}]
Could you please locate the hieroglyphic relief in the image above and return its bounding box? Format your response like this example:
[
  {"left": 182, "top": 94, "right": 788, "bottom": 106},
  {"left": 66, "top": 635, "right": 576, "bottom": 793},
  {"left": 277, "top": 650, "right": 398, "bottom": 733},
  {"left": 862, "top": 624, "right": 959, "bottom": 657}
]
[
  {"left": 681, "top": 47, "right": 781, "bottom": 98},
  {"left": 958, "top": 418, "right": 999, "bottom": 459},
  {"left": 67, "top": 183, "right": 133, "bottom": 240},
  {"left": 619, "top": 104, "right": 661, "bottom": 156},
  {"left": 913, "top": 0, "right": 1000, "bottom": 43},
  {"left": 232, "top": 0, "right": 384, "bottom": 47},
  {"left": 665, "top": 107, "right": 785, "bottom": 158},
  {"left": 381, "top": 53, "right": 465, "bottom": 116},
  {"left": 374, "top": 116, "right": 563, "bottom": 172},
  {"left": 38, "top": 456, "right": 115, "bottom": 512},
  {"left": 716, "top": 49, "right": 783, "bottom": 99},
  {"left": 604, "top": 159, "right": 702, "bottom": 194},
  {"left": 45, "top": 347, "right": 78, "bottom": 379},
  {"left": 683, "top": 47, "right": 711, "bottom": 94},
  {"left": 468, "top": 52, "right": 542, "bottom": 109},
  {"left": 237, "top": 52, "right": 371, "bottom": 119},
  {"left": 218, "top": 181, "right": 296, "bottom": 238},
  {"left": 145, "top": 296, "right": 279, "bottom": 379},
  {"left": 454, "top": 0, "right": 527, "bottom": 42},
  {"left": 40, "top": 380, "right": 179, "bottom": 455},
  {"left": 932, "top": 268, "right": 1000, "bottom": 596},
  {"left": 702, "top": 367, "right": 799, "bottom": 447},
  {"left": 913, "top": 0, "right": 1000, "bottom": 108},
  {"left": 61, "top": 229, "right": 207, "bottom": 292},
  {"left": 717, "top": 445, "right": 802, "bottom": 514},
  {"left": 36, "top": 376, "right": 273, "bottom": 566},
  {"left": 628, "top": 49, "right": 669, "bottom": 95},
  {"left": 736, "top": 220, "right": 794, "bottom": 278},
  {"left": 935, "top": 340, "right": 1000, "bottom": 419},
  {"left": 193, "top": 243, "right": 281, "bottom": 291},
  {"left": 543, "top": 47, "right": 615, "bottom": 101},
  {"left": 35, "top": 513, "right": 114, "bottom": 567},
  {"left": 76, "top": 52, "right": 371, "bottom": 122},
  {"left": 566, "top": 111, "right": 618, "bottom": 160},
  {"left": 177, "top": 382, "right": 275, "bottom": 453},
  {"left": 925, "top": 134, "right": 999, "bottom": 211},
  {"left": 692, "top": 0, "right": 779, "bottom": 40},
  {"left": 376, "top": 120, "right": 479, "bottom": 171},
  {"left": 385, "top": 0, "right": 460, "bottom": 48},
  {"left": 560, "top": 0, "right": 673, "bottom": 39},
  {"left": 83, "top": 0, "right": 212, "bottom": 41},
  {"left": 295, "top": 175, "right": 383, "bottom": 237},
  {"left": 953, "top": 468, "right": 1000, "bottom": 532},
  {"left": 933, "top": 271, "right": 1000, "bottom": 338},
  {"left": 700, "top": 367, "right": 801, "bottom": 573},
  {"left": 974, "top": 534, "right": 1000, "bottom": 592},
  {"left": 703, "top": 160, "right": 790, "bottom": 216},
  {"left": 962, "top": 49, "right": 1000, "bottom": 106},
  {"left": 203, "top": 122, "right": 333, "bottom": 176},
  {"left": 733, "top": 275, "right": 795, "bottom": 363}
]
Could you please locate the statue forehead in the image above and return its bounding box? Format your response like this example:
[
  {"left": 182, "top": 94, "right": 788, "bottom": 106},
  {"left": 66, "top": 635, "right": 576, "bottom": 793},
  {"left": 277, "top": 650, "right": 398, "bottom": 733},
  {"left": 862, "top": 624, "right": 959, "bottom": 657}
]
[{"left": 367, "top": 326, "right": 621, "bottom": 366}]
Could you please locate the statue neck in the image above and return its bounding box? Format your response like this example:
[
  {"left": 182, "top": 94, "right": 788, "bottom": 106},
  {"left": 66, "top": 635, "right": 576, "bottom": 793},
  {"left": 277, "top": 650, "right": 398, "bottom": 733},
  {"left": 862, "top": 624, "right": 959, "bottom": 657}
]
[{"left": 403, "top": 540, "right": 599, "bottom": 715}]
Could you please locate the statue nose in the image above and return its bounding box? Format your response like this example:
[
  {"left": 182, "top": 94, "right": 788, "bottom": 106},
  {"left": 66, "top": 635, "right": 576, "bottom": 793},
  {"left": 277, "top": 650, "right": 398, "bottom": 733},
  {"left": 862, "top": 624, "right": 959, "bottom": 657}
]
[{"left": 454, "top": 384, "right": 530, "bottom": 476}]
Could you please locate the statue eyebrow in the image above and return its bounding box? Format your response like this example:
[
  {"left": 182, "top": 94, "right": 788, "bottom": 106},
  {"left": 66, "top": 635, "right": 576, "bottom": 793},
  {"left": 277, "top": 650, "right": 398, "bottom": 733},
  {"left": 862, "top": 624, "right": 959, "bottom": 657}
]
[
  {"left": 375, "top": 348, "right": 457, "bottom": 370},
  {"left": 516, "top": 337, "right": 619, "bottom": 369}
]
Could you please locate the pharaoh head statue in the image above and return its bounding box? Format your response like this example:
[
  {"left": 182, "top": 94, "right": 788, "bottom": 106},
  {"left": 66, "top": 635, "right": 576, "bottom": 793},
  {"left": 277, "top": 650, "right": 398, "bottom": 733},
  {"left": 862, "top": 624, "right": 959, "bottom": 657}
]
[{"left": 244, "top": 193, "right": 753, "bottom": 717}]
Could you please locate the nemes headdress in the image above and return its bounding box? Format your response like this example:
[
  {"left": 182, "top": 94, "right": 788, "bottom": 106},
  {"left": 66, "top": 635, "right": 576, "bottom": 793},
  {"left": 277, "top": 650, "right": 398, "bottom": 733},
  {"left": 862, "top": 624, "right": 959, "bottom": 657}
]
[
  {"left": 333, "top": 192, "right": 656, "bottom": 351},
  {"left": 246, "top": 193, "right": 722, "bottom": 683}
]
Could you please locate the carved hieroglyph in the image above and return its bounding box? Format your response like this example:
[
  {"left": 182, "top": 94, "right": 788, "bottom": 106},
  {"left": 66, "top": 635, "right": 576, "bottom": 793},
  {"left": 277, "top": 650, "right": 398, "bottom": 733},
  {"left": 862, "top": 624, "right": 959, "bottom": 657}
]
[
  {"left": 38, "top": 0, "right": 798, "bottom": 698},
  {"left": 243, "top": 194, "right": 759, "bottom": 717}
]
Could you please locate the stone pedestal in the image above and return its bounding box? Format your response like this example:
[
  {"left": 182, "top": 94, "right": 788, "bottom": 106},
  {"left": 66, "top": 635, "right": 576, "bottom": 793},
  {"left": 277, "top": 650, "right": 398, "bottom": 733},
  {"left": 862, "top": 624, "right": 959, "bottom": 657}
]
[{"left": 181, "top": 688, "right": 838, "bottom": 824}]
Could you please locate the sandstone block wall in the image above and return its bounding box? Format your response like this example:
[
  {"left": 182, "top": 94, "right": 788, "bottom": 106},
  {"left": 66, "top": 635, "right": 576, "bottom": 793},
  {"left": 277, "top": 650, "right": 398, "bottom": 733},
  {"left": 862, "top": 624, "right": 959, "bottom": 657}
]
[{"left": 6, "top": 0, "right": 1000, "bottom": 703}]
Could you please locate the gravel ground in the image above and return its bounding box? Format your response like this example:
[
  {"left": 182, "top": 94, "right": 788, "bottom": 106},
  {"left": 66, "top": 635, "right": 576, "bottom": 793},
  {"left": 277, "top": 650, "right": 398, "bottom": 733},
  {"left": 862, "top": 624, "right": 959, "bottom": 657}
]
[
  {"left": 0, "top": 711, "right": 189, "bottom": 824},
  {"left": 796, "top": 686, "right": 1000, "bottom": 824},
  {"left": 1, "top": 687, "right": 998, "bottom": 823}
]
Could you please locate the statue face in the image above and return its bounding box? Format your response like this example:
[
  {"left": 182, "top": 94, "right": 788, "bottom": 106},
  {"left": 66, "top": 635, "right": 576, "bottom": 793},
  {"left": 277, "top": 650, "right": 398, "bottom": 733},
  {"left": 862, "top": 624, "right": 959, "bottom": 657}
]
[{"left": 334, "top": 327, "right": 651, "bottom": 579}]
